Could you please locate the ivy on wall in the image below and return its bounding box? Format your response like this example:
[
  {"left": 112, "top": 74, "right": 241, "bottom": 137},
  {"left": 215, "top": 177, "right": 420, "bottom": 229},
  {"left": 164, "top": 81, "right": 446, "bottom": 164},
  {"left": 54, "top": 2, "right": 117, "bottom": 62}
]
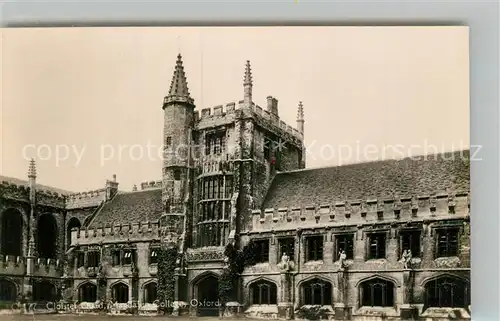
[
  {"left": 218, "top": 240, "right": 258, "bottom": 304},
  {"left": 156, "top": 247, "right": 178, "bottom": 314}
]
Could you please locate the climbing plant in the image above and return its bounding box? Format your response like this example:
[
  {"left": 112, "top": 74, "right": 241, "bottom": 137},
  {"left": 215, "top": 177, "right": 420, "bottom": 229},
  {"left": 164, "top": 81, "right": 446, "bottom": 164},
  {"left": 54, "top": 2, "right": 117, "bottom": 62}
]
[
  {"left": 218, "top": 240, "right": 258, "bottom": 305},
  {"left": 156, "top": 247, "right": 178, "bottom": 314}
]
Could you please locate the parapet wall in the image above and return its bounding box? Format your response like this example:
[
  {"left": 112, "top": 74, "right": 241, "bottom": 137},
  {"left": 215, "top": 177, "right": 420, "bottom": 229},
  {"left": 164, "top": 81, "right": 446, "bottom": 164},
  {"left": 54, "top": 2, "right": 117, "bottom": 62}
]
[
  {"left": 0, "top": 181, "right": 30, "bottom": 201},
  {"left": 140, "top": 180, "right": 162, "bottom": 190},
  {"left": 0, "top": 180, "right": 67, "bottom": 208},
  {"left": 70, "top": 220, "right": 161, "bottom": 245},
  {"left": 66, "top": 188, "right": 107, "bottom": 209},
  {"left": 251, "top": 191, "right": 470, "bottom": 232},
  {"left": 194, "top": 100, "right": 303, "bottom": 142}
]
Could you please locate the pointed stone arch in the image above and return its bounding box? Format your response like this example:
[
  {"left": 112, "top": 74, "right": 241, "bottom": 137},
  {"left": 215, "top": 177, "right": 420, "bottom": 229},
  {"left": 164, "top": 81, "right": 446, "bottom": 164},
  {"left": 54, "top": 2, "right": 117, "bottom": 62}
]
[
  {"left": 0, "top": 207, "right": 27, "bottom": 257},
  {"left": 37, "top": 213, "right": 58, "bottom": 259},
  {"left": 357, "top": 275, "right": 398, "bottom": 308},
  {"left": 247, "top": 277, "right": 278, "bottom": 305},
  {"left": 66, "top": 217, "right": 81, "bottom": 249},
  {"left": 190, "top": 271, "right": 221, "bottom": 287},
  {"left": 77, "top": 281, "right": 97, "bottom": 302},
  {"left": 421, "top": 273, "right": 470, "bottom": 309},
  {"left": 244, "top": 276, "right": 278, "bottom": 288},
  {"left": 420, "top": 272, "right": 469, "bottom": 287},
  {"left": 142, "top": 280, "right": 158, "bottom": 304},
  {"left": 296, "top": 274, "right": 334, "bottom": 288},
  {"left": 191, "top": 271, "right": 220, "bottom": 316},
  {"left": 355, "top": 274, "right": 401, "bottom": 288},
  {"left": 297, "top": 275, "right": 333, "bottom": 306},
  {"left": 32, "top": 279, "right": 57, "bottom": 303},
  {"left": 0, "top": 277, "right": 18, "bottom": 302},
  {"left": 110, "top": 281, "right": 129, "bottom": 303}
]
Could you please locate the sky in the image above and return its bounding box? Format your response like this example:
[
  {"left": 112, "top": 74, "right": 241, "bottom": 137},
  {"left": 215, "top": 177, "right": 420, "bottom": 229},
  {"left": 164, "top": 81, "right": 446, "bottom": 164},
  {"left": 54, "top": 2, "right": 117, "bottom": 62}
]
[{"left": 0, "top": 26, "right": 469, "bottom": 193}]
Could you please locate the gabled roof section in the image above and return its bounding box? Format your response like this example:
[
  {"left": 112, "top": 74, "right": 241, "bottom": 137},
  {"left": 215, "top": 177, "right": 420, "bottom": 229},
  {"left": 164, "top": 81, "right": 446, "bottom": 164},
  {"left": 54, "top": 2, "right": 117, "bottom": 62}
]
[
  {"left": 0, "top": 175, "right": 73, "bottom": 195},
  {"left": 89, "top": 189, "right": 163, "bottom": 227},
  {"left": 262, "top": 150, "right": 470, "bottom": 209}
]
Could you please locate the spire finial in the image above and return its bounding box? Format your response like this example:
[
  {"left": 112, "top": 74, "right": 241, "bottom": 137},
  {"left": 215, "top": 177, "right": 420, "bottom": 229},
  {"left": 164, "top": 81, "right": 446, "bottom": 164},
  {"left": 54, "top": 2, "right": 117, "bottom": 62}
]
[
  {"left": 297, "top": 101, "right": 305, "bottom": 135},
  {"left": 28, "top": 158, "right": 36, "bottom": 178},
  {"left": 164, "top": 54, "right": 194, "bottom": 106},
  {"left": 244, "top": 60, "right": 252, "bottom": 86},
  {"left": 297, "top": 101, "right": 304, "bottom": 120},
  {"left": 244, "top": 60, "right": 253, "bottom": 106}
]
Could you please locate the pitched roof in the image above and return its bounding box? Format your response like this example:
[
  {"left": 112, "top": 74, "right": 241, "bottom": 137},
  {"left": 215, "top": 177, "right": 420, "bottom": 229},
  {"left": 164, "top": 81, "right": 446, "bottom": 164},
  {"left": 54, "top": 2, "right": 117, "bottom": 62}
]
[
  {"left": 89, "top": 189, "right": 163, "bottom": 227},
  {"left": 0, "top": 175, "right": 73, "bottom": 195},
  {"left": 263, "top": 150, "right": 470, "bottom": 209}
]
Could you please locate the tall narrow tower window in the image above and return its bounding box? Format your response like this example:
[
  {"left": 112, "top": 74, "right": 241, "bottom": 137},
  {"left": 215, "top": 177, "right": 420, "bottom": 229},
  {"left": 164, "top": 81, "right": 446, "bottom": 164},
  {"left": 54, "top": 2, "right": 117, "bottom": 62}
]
[
  {"left": 166, "top": 136, "right": 172, "bottom": 148},
  {"left": 174, "top": 169, "right": 181, "bottom": 181}
]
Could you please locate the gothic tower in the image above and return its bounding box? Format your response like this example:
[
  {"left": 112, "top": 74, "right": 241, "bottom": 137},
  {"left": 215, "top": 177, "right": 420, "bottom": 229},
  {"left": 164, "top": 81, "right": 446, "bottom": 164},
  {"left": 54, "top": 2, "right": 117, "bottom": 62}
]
[{"left": 161, "top": 54, "right": 195, "bottom": 246}]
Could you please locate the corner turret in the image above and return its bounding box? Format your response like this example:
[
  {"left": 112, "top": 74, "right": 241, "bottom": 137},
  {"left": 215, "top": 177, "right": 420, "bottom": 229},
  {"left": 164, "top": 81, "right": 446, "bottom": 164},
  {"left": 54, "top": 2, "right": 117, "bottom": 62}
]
[{"left": 163, "top": 54, "right": 195, "bottom": 107}]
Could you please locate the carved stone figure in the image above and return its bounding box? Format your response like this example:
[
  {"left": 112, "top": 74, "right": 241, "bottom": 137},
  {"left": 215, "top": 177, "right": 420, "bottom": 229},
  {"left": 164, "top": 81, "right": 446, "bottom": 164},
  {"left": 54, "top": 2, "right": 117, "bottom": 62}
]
[
  {"left": 339, "top": 249, "right": 347, "bottom": 269},
  {"left": 278, "top": 252, "right": 291, "bottom": 272},
  {"left": 400, "top": 249, "right": 412, "bottom": 269}
]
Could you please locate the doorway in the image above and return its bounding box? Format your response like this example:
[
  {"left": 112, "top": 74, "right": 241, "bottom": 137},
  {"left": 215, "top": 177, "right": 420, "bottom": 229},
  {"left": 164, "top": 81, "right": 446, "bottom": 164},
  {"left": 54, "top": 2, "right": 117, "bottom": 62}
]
[{"left": 196, "top": 275, "right": 219, "bottom": 316}]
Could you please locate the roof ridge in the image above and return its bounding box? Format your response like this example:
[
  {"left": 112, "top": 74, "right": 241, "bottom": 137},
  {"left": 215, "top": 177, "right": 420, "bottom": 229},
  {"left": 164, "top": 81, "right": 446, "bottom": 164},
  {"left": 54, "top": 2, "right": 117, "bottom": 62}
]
[{"left": 277, "top": 149, "right": 470, "bottom": 175}]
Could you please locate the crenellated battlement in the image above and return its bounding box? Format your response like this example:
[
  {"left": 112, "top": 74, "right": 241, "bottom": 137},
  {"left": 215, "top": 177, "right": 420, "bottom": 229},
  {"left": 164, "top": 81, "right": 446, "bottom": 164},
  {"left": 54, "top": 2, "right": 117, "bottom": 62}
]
[
  {"left": 251, "top": 191, "right": 470, "bottom": 232},
  {"left": 70, "top": 220, "right": 161, "bottom": 245},
  {"left": 252, "top": 104, "right": 303, "bottom": 140},
  {"left": 35, "top": 190, "right": 67, "bottom": 208},
  {"left": 0, "top": 254, "right": 24, "bottom": 267},
  {"left": 140, "top": 180, "right": 162, "bottom": 190},
  {"left": 194, "top": 100, "right": 303, "bottom": 143},
  {"left": 34, "top": 257, "right": 62, "bottom": 269},
  {"left": 194, "top": 101, "right": 242, "bottom": 121},
  {"left": 0, "top": 181, "right": 30, "bottom": 201},
  {"left": 67, "top": 188, "right": 107, "bottom": 209}
]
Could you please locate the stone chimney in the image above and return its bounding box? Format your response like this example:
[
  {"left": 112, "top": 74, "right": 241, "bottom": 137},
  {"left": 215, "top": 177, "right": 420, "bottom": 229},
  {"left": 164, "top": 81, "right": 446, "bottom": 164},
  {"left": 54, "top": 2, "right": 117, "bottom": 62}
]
[
  {"left": 105, "top": 174, "right": 119, "bottom": 201},
  {"left": 266, "top": 96, "right": 279, "bottom": 115}
]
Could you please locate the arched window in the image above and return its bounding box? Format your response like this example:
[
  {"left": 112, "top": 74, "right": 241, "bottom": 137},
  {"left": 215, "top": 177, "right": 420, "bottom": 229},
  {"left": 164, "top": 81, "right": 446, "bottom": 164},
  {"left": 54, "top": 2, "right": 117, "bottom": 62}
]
[
  {"left": 1, "top": 209, "right": 23, "bottom": 256},
  {"left": 37, "top": 214, "right": 58, "bottom": 259},
  {"left": 0, "top": 279, "right": 17, "bottom": 302},
  {"left": 66, "top": 218, "right": 81, "bottom": 249},
  {"left": 79, "top": 283, "right": 97, "bottom": 302},
  {"left": 360, "top": 278, "right": 395, "bottom": 307},
  {"left": 301, "top": 278, "right": 332, "bottom": 306},
  {"left": 33, "top": 281, "right": 56, "bottom": 303},
  {"left": 425, "top": 276, "right": 469, "bottom": 309},
  {"left": 112, "top": 283, "right": 129, "bottom": 303},
  {"left": 143, "top": 283, "right": 157, "bottom": 304},
  {"left": 250, "top": 280, "right": 277, "bottom": 305}
]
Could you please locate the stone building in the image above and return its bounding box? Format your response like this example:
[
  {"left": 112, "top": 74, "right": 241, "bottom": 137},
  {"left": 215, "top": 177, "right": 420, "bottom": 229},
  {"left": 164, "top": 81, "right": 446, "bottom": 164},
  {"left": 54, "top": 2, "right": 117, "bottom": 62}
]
[{"left": 0, "top": 54, "right": 470, "bottom": 320}]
